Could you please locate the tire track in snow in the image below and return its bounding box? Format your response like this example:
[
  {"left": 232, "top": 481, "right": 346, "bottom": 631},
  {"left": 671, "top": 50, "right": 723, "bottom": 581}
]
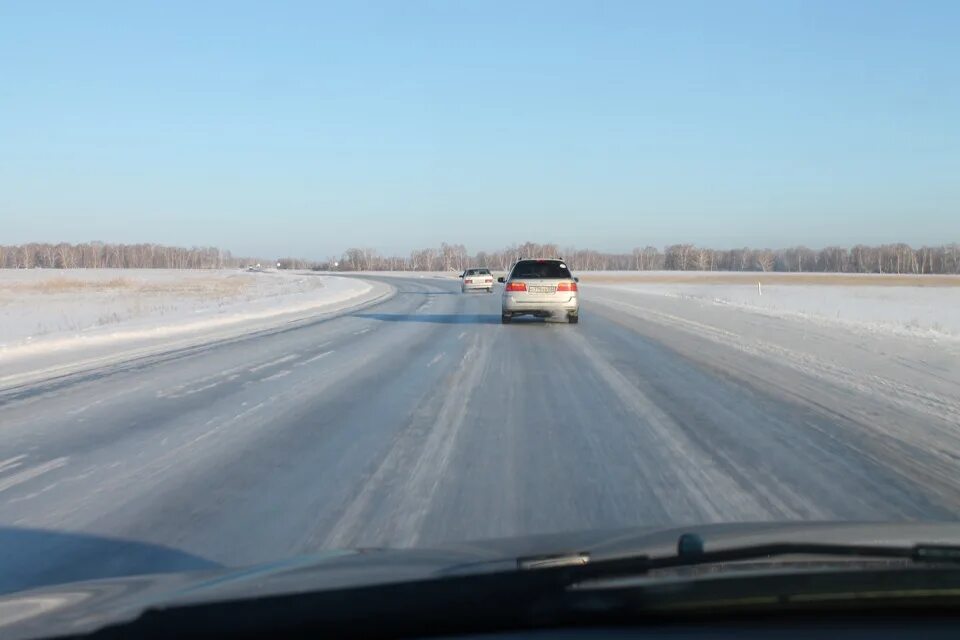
[
  {"left": 324, "top": 331, "right": 490, "bottom": 548},
  {"left": 563, "top": 328, "right": 821, "bottom": 522}
]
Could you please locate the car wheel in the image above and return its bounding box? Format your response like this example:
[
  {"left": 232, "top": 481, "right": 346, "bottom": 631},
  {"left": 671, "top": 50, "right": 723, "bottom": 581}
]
[
  {"left": 568, "top": 313, "right": 579, "bottom": 324},
  {"left": 487, "top": 287, "right": 493, "bottom": 293},
  {"left": 501, "top": 313, "right": 512, "bottom": 324}
]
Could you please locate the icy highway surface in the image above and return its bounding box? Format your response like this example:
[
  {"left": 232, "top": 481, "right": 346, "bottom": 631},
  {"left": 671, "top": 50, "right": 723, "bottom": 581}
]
[{"left": 1, "top": 275, "right": 959, "bottom": 593}]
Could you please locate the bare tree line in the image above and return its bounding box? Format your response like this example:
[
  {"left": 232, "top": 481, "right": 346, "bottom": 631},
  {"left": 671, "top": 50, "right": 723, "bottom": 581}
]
[
  {"left": 276, "top": 257, "right": 319, "bottom": 270},
  {"left": 329, "top": 241, "right": 960, "bottom": 274},
  {"left": 5, "top": 240, "right": 958, "bottom": 274},
  {"left": 0, "top": 242, "right": 267, "bottom": 270}
]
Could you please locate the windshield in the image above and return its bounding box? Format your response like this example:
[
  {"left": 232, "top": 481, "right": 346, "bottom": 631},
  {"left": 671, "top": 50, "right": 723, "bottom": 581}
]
[{"left": 1, "top": 0, "right": 959, "bottom": 606}]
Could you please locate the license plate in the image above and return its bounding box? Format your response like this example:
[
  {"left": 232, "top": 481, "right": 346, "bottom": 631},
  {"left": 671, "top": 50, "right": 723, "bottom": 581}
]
[{"left": 529, "top": 285, "right": 555, "bottom": 294}]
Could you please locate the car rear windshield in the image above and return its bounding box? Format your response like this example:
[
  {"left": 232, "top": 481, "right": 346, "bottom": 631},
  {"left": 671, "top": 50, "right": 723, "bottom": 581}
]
[
  {"left": 464, "top": 269, "right": 490, "bottom": 276},
  {"left": 510, "top": 261, "right": 573, "bottom": 279}
]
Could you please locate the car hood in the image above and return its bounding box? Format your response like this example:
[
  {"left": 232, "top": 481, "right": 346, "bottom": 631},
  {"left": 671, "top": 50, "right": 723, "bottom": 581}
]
[{"left": 3, "top": 521, "right": 960, "bottom": 639}]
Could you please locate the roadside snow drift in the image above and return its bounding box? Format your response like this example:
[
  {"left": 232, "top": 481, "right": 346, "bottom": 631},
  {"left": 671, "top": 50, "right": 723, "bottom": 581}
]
[
  {"left": 0, "top": 270, "right": 384, "bottom": 381},
  {"left": 581, "top": 272, "right": 960, "bottom": 340}
]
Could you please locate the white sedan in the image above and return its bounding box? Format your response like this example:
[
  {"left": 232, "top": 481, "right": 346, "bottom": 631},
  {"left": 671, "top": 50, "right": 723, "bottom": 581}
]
[{"left": 460, "top": 268, "right": 495, "bottom": 293}]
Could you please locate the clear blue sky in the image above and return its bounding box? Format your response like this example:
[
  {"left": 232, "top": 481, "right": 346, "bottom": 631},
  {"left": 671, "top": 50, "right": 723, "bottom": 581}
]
[{"left": 2, "top": 0, "right": 958, "bottom": 258}]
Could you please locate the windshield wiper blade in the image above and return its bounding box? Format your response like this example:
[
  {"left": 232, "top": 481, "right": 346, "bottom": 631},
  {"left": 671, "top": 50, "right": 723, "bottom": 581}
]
[
  {"left": 519, "top": 534, "right": 960, "bottom": 585},
  {"left": 90, "top": 539, "right": 960, "bottom": 639}
]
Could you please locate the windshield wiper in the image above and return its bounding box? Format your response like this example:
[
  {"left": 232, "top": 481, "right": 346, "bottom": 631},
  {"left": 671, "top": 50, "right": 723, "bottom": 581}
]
[
  {"left": 518, "top": 533, "right": 960, "bottom": 585},
  {"left": 89, "top": 535, "right": 960, "bottom": 639}
]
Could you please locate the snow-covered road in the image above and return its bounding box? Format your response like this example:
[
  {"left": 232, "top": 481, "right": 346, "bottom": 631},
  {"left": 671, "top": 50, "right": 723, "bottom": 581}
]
[{"left": 0, "top": 275, "right": 958, "bottom": 594}]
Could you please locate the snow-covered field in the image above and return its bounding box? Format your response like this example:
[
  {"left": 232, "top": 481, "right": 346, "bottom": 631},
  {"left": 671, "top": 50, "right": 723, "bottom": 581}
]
[
  {"left": 581, "top": 271, "right": 960, "bottom": 340},
  {"left": 0, "top": 269, "right": 386, "bottom": 384}
]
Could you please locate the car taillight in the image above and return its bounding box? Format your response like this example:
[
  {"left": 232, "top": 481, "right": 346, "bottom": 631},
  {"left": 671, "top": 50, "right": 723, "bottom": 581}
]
[
  {"left": 556, "top": 282, "right": 578, "bottom": 292},
  {"left": 505, "top": 282, "right": 526, "bottom": 292},
  {"left": 464, "top": 279, "right": 472, "bottom": 283}
]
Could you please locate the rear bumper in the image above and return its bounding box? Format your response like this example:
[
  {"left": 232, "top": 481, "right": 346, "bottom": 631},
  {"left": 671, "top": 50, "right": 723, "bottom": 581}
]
[
  {"left": 462, "top": 281, "right": 493, "bottom": 291},
  {"left": 502, "top": 295, "right": 579, "bottom": 315}
]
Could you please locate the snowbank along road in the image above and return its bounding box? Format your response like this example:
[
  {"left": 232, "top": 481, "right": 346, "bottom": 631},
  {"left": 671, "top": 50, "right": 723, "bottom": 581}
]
[
  {"left": 0, "top": 274, "right": 958, "bottom": 594},
  {"left": 0, "top": 270, "right": 386, "bottom": 386}
]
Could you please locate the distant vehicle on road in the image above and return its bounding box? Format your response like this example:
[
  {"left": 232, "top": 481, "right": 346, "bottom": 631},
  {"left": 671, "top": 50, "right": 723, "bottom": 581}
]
[
  {"left": 500, "top": 258, "right": 579, "bottom": 324},
  {"left": 460, "top": 268, "right": 494, "bottom": 293}
]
